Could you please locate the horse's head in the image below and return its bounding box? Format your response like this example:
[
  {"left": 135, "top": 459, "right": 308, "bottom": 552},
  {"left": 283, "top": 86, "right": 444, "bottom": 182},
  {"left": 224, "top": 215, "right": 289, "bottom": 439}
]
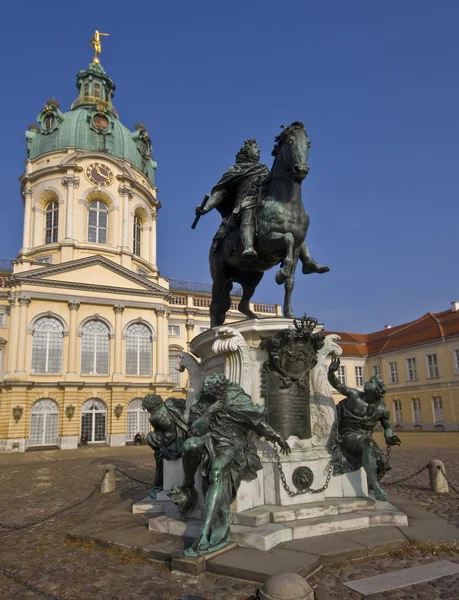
[{"left": 272, "top": 121, "right": 310, "bottom": 182}]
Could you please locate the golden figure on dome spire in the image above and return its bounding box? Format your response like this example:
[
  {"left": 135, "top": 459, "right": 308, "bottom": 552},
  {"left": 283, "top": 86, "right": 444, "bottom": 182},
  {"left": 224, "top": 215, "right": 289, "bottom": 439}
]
[{"left": 89, "top": 30, "right": 110, "bottom": 63}]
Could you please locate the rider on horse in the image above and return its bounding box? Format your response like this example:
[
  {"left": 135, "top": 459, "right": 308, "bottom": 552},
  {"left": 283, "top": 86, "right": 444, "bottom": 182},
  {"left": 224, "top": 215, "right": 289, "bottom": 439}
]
[{"left": 195, "top": 138, "right": 269, "bottom": 261}]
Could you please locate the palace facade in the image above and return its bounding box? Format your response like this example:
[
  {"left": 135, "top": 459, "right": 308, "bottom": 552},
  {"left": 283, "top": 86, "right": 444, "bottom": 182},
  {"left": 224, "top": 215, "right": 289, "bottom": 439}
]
[{"left": 0, "top": 55, "right": 279, "bottom": 452}]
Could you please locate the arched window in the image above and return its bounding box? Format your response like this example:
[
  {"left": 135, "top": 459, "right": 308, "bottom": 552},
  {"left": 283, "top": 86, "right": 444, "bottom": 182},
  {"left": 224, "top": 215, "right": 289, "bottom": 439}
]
[
  {"left": 31, "top": 316, "right": 64, "bottom": 374},
  {"left": 30, "top": 399, "right": 59, "bottom": 446},
  {"left": 126, "top": 322, "right": 152, "bottom": 376},
  {"left": 81, "top": 320, "right": 110, "bottom": 375},
  {"left": 168, "top": 348, "right": 181, "bottom": 386},
  {"left": 45, "top": 201, "right": 59, "bottom": 244},
  {"left": 88, "top": 200, "right": 108, "bottom": 244},
  {"left": 127, "top": 398, "right": 151, "bottom": 441},
  {"left": 81, "top": 398, "right": 106, "bottom": 442},
  {"left": 133, "top": 215, "right": 141, "bottom": 256}
]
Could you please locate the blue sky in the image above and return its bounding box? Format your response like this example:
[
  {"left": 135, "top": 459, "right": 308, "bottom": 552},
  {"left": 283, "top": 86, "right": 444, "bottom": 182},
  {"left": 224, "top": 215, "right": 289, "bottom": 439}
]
[{"left": 0, "top": 1, "right": 457, "bottom": 332}]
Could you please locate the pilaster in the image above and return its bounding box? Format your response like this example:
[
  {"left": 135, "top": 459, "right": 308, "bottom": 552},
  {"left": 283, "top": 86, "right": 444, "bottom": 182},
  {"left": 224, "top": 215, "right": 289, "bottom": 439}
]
[
  {"left": 150, "top": 209, "right": 158, "bottom": 269},
  {"left": 119, "top": 185, "right": 134, "bottom": 262},
  {"left": 4, "top": 295, "right": 16, "bottom": 377},
  {"left": 155, "top": 307, "right": 168, "bottom": 381},
  {"left": 66, "top": 300, "right": 80, "bottom": 381},
  {"left": 113, "top": 304, "right": 125, "bottom": 380},
  {"left": 21, "top": 186, "right": 33, "bottom": 253},
  {"left": 14, "top": 296, "right": 31, "bottom": 379},
  {"left": 62, "top": 175, "right": 80, "bottom": 241}
]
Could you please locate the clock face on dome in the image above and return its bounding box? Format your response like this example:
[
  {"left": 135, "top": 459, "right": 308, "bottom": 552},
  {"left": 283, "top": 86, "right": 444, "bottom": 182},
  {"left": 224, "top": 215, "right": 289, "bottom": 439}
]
[{"left": 85, "top": 162, "right": 114, "bottom": 187}]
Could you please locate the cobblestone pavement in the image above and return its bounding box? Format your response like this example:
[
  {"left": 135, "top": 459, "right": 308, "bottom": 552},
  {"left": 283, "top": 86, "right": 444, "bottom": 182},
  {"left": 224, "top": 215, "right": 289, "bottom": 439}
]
[{"left": 0, "top": 445, "right": 458, "bottom": 600}]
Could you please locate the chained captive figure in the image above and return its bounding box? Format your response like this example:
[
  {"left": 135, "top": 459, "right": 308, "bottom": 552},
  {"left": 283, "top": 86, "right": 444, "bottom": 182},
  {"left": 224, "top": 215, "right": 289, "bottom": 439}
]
[
  {"left": 169, "top": 373, "right": 290, "bottom": 556},
  {"left": 195, "top": 138, "right": 269, "bottom": 261},
  {"left": 327, "top": 357, "right": 400, "bottom": 501}
]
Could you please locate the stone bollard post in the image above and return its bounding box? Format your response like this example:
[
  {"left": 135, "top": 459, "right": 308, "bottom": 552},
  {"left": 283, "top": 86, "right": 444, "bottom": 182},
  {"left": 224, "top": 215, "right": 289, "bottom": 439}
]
[
  {"left": 258, "top": 573, "right": 314, "bottom": 600},
  {"left": 100, "top": 464, "right": 116, "bottom": 493},
  {"left": 428, "top": 460, "right": 449, "bottom": 494}
]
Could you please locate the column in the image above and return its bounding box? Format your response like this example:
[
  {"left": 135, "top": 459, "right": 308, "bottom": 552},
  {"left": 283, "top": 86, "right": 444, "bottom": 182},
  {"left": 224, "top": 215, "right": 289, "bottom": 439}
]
[
  {"left": 119, "top": 185, "right": 133, "bottom": 250},
  {"left": 185, "top": 319, "right": 195, "bottom": 347},
  {"left": 155, "top": 307, "right": 168, "bottom": 381},
  {"left": 21, "top": 186, "right": 33, "bottom": 253},
  {"left": 15, "top": 296, "right": 31, "bottom": 377},
  {"left": 62, "top": 175, "right": 80, "bottom": 240},
  {"left": 66, "top": 301, "right": 80, "bottom": 380},
  {"left": 150, "top": 209, "right": 158, "bottom": 268},
  {"left": 113, "top": 304, "right": 125, "bottom": 379}
]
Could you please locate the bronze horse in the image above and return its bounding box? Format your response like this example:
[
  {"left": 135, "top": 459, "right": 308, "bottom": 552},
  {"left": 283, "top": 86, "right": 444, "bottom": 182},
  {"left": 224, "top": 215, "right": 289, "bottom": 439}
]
[{"left": 209, "top": 122, "right": 329, "bottom": 327}]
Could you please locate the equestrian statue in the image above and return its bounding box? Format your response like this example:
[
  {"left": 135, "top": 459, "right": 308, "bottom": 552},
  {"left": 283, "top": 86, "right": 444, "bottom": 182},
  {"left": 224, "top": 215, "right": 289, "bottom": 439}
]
[{"left": 193, "top": 122, "right": 329, "bottom": 327}]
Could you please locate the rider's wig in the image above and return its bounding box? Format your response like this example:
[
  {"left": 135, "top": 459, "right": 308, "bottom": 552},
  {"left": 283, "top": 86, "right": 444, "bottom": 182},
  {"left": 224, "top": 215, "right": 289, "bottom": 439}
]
[{"left": 236, "top": 138, "right": 260, "bottom": 163}]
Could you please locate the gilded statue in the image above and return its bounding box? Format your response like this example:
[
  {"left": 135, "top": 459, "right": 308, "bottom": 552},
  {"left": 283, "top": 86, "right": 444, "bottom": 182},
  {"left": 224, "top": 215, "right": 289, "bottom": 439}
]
[{"left": 89, "top": 30, "right": 110, "bottom": 63}]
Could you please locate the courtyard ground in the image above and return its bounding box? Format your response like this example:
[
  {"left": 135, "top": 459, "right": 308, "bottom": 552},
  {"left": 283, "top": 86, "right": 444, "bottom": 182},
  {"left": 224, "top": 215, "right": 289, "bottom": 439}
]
[{"left": 0, "top": 432, "right": 457, "bottom": 600}]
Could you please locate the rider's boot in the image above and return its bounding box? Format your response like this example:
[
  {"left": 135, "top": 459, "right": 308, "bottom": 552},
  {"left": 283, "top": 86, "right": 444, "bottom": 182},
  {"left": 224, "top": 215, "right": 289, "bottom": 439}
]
[{"left": 240, "top": 209, "right": 258, "bottom": 261}]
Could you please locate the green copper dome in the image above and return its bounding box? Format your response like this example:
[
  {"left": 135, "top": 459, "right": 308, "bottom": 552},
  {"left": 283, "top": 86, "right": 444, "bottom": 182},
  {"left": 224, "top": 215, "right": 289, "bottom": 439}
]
[{"left": 25, "top": 61, "right": 156, "bottom": 185}]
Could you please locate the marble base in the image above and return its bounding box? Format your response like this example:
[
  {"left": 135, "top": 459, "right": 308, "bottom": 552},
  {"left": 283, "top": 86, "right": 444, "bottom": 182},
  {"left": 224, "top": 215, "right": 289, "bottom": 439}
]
[
  {"left": 0, "top": 438, "right": 26, "bottom": 453},
  {"left": 147, "top": 499, "right": 408, "bottom": 552},
  {"left": 108, "top": 433, "right": 126, "bottom": 447},
  {"left": 60, "top": 436, "right": 79, "bottom": 450}
]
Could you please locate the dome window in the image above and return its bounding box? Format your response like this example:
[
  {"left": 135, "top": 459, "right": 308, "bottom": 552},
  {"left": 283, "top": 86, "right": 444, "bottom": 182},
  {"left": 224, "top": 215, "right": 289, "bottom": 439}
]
[{"left": 93, "top": 113, "right": 110, "bottom": 131}]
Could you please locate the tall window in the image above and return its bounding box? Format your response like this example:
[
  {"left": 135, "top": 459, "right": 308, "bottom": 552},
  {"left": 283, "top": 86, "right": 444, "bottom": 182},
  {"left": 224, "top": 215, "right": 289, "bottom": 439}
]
[
  {"left": 406, "top": 357, "right": 417, "bottom": 381},
  {"left": 393, "top": 400, "right": 403, "bottom": 425},
  {"left": 133, "top": 215, "right": 141, "bottom": 257},
  {"left": 454, "top": 349, "right": 459, "bottom": 374},
  {"left": 389, "top": 361, "right": 399, "bottom": 384},
  {"left": 45, "top": 201, "right": 59, "bottom": 244},
  {"left": 126, "top": 323, "right": 152, "bottom": 376},
  {"left": 127, "top": 398, "right": 151, "bottom": 442},
  {"left": 81, "top": 398, "right": 107, "bottom": 442},
  {"left": 30, "top": 399, "right": 59, "bottom": 446},
  {"left": 81, "top": 320, "right": 110, "bottom": 375},
  {"left": 337, "top": 364, "right": 347, "bottom": 385},
  {"left": 88, "top": 200, "right": 108, "bottom": 244},
  {"left": 31, "top": 316, "right": 64, "bottom": 374},
  {"left": 93, "top": 82, "right": 101, "bottom": 98},
  {"left": 355, "top": 366, "right": 364, "bottom": 386},
  {"left": 432, "top": 396, "right": 443, "bottom": 423},
  {"left": 426, "top": 353, "right": 439, "bottom": 378},
  {"left": 169, "top": 353, "right": 181, "bottom": 385},
  {"left": 412, "top": 398, "right": 422, "bottom": 425},
  {"left": 372, "top": 364, "right": 381, "bottom": 378}
]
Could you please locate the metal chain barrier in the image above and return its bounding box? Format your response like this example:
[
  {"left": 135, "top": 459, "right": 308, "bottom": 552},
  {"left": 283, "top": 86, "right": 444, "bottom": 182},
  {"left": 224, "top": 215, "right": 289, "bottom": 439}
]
[
  {"left": 0, "top": 566, "right": 67, "bottom": 600},
  {"left": 115, "top": 467, "right": 152, "bottom": 486},
  {"left": 384, "top": 463, "right": 430, "bottom": 487},
  {"left": 439, "top": 466, "right": 459, "bottom": 495},
  {"left": 272, "top": 443, "right": 333, "bottom": 497},
  {"left": 0, "top": 469, "right": 108, "bottom": 531}
]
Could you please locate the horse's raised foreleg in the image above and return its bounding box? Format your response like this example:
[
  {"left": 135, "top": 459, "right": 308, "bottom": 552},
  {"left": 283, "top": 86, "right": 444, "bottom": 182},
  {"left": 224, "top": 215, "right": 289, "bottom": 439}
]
[
  {"left": 210, "top": 271, "right": 233, "bottom": 327},
  {"left": 299, "top": 242, "right": 330, "bottom": 275},
  {"left": 274, "top": 232, "right": 295, "bottom": 285},
  {"left": 238, "top": 272, "right": 264, "bottom": 320},
  {"left": 284, "top": 253, "right": 300, "bottom": 319}
]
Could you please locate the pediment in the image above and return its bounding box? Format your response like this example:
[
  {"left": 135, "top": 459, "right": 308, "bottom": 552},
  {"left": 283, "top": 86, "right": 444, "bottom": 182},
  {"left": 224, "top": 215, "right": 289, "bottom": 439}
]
[{"left": 14, "top": 256, "right": 170, "bottom": 298}]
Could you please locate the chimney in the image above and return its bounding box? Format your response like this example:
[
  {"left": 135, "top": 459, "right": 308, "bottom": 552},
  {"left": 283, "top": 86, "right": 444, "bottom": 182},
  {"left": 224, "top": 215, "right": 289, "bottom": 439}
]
[
  {"left": 384, "top": 325, "right": 391, "bottom": 329},
  {"left": 451, "top": 301, "right": 459, "bottom": 312}
]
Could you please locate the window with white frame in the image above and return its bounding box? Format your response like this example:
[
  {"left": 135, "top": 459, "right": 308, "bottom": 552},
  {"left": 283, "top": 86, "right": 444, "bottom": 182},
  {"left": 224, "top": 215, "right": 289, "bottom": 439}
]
[
  {"left": 199, "top": 326, "right": 209, "bottom": 334},
  {"left": 355, "top": 366, "right": 364, "bottom": 386},
  {"left": 372, "top": 364, "right": 381, "bottom": 378},
  {"left": 45, "top": 201, "right": 59, "bottom": 244},
  {"left": 88, "top": 200, "right": 108, "bottom": 244},
  {"left": 454, "top": 349, "right": 459, "bottom": 374},
  {"left": 35, "top": 256, "right": 53, "bottom": 264},
  {"left": 168, "top": 325, "right": 180, "bottom": 337},
  {"left": 406, "top": 357, "right": 417, "bottom": 381},
  {"left": 432, "top": 396, "right": 443, "bottom": 423},
  {"left": 31, "top": 316, "right": 64, "bottom": 374},
  {"left": 337, "top": 365, "right": 347, "bottom": 385},
  {"left": 0, "top": 313, "right": 5, "bottom": 327},
  {"left": 81, "top": 320, "right": 110, "bottom": 375},
  {"left": 81, "top": 398, "right": 107, "bottom": 442},
  {"left": 169, "top": 353, "right": 181, "bottom": 385},
  {"left": 29, "top": 399, "right": 59, "bottom": 446},
  {"left": 126, "top": 398, "right": 151, "bottom": 441},
  {"left": 426, "top": 353, "right": 439, "bottom": 378},
  {"left": 126, "top": 323, "right": 152, "bottom": 376},
  {"left": 389, "top": 361, "right": 399, "bottom": 384},
  {"left": 412, "top": 398, "right": 422, "bottom": 425},
  {"left": 393, "top": 400, "right": 403, "bottom": 425},
  {"left": 133, "top": 215, "right": 141, "bottom": 257}
]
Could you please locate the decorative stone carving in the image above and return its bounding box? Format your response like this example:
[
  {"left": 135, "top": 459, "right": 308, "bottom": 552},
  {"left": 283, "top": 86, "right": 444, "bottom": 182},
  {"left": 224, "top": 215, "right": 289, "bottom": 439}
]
[
  {"left": 260, "top": 316, "right": 325, "bottom": 440},
  {"left": 68, "top": 300, "right": 80, "bottom": 311},
  {"left": 155, "top": 307, "right": 166, "bottom": 318},
  {"left": 309, "top": 334, "right": 342, "bottom": 447},
  {"left": 61, "top": 175, "right": 80, "bottom": 188},
  {"left": 118, "top": 184, "right": 134, "bottom": 199},
  {"left": 113, "top": 304, "right": 125, "bottom": 314},
  {"left": 23, "top": 186, "right": 34, "bottom": 198},
  {"left": 151, "top": 210, "right": 158, "bottom": 221},
  {"left": 185, "top": 320, "right": 195, "bottom": 331},
  {"left": 212, "top": 326, "right": 253, "bottom": 394},
  {"left": 18, "top": 296, "right": 31, "bottom": 307},
  {"left": 176, "top": 352, "right": 203, "bottom": 416}
]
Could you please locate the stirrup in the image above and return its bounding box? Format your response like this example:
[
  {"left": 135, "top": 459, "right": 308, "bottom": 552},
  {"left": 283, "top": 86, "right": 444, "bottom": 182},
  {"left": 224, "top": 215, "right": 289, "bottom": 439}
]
[{"left": 242, "top": 248, "right": 258, "bottom": 261}]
